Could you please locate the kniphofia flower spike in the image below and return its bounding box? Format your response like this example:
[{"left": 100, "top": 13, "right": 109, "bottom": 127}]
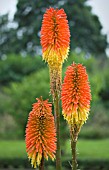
[
  {"left": 41, "top": 8, "right": 70, "bottom": 96},
  {"left": 25, "top": 97, "right": 56, "bottom": 168},
  {"left": 41, "top": 7, "right": 70, "bottom": 68},
  {"left": 61, "top": 63, "right": 91, "bottom": 126}
]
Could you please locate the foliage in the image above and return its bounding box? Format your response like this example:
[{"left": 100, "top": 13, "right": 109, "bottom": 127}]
[
  {"left": 79, "top": 126, "right": 109, "bottom": 139},
  {"left": 3, "top": 68, "right": 50, "bottom": 135},
  {"left": 61, "top": 0, "right": 107, "bottom": 57},
  {"left": 0, "top": 14, "right": 17, "bottom": 59},
  {"left": 0, "top": 0, "right": 107, "bottom": 57},
  {"left": 0, "top": 54, "right": 46, "bottom": 86},
  {"left": 0, "top": 114, "right": 23, "bottom": 140},
  {"left": 99, "top": 59, "right": 109, "bottom": 108},
  {"left": 0, "top": 53, "right": 109, "bottom": 139},
  {"left": 14, "top": 0, "right": 107, "bottom": 56}
]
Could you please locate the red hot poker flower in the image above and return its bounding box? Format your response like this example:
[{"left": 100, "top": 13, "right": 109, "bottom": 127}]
[
  {"left": 61, "top": 63, "right": 91, "bottom": 125},
  {"left": 41, "top": 8, "right": 70, "bottom": 96},
  {"left": 41, "top": 7, "right": 70, "bottom": 68},
  {"left": 25, "top": 97, "right": 56, "bottom": 168}
]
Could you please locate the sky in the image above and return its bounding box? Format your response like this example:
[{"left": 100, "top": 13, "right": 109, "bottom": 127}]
[
  {"left": 0, "top": 0, "right": 109, "bottom": 41},
  {"left": 0, "top": 0, "right": 17, "bottom": 19},
  {"left": 88, "top": 0, "right": 109, "bottom": 37}
]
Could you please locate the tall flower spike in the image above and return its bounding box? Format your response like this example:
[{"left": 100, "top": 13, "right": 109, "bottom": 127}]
[
  {"left": 41, "top": 8, "right": 70, "bottom": 96},
  {"left": 25, "top": 97, "right": 56, "bottom": 168},
  {"left": 61, "top": 63, "right": 91, "bottom": 126}
]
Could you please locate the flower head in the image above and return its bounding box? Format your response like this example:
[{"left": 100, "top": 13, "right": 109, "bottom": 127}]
[
  {"left": 41, "top": 7, "right": 70, "bottom": 68},
  {"left": 61, "top": 63, "right": 91, "bottom": 125},
  {"left": 25, "top": 97, "right": 56, "bottom": 168},
  {"left": 41, "top": 8, "right": 70, "bottom": 97}
]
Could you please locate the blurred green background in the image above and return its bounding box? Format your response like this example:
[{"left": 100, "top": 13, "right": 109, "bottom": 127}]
[{"left": 0, "top": 0, "right": 109, "bottom": 169}]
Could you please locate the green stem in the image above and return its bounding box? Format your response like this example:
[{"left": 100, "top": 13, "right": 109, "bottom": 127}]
[
  {"left": 39, "top": 153, "right": 44, "bottom": 170},
  {"left": 54, "top": 91, "right": 62, "bottom": 170},
  {"left": 70, "top": 126, "right": 78, "bottom": 170}
]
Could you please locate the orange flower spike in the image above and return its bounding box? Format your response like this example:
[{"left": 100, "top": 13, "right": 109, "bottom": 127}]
[
  {"left": 25, "top": 97, "right": 56, "bottom": 168},
  {"left": 61, "top": 63, "right": 91, "bottom": 125},
  {"left": 41, "top": 8, "right": 70, "bottom": 96},
  {"left": 41, "top": 8, "right": 70, "bottom": 68}
]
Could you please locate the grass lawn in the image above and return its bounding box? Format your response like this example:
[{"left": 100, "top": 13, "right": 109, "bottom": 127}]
[
  {"left": 0, "top": 139, "right": 109, "bottom": 160},
  {"left": 0, "top": 140, "right": 26, "bottom": 159},
  {"left": 65, "top": 139, "right": 109, "bottom": 160}
]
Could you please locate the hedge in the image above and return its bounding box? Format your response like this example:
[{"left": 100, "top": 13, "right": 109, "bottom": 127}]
[{"left": 0, "top": 158, "right": 109, "bottom": 170}]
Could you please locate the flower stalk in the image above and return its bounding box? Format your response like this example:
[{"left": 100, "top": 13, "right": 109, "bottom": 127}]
[
  {"left": 54, "top": 91, "right": 62, "bottom": 170},
  {"left": 71, "top": 139, "right": 77, "bottom": 170},
  {"left": 70, "top": 124, "right": 79, "bottom": 170}
]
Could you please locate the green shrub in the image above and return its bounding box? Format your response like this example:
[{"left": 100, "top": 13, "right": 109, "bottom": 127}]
[
  {"left": 79, "top": 102, "right": 109, "bottom": 139},
  {"left": 99, "top": 59, "right": 109, "bottom": 108},
  {"left": 79, "top": 126, "right": 109, "bottom": 139},
  {"left": 0, "top": 54, "right": 46, "bottom": 85},
  {"left": 3, "top": 68, "right": 50, "bottom": 137},
  {"left": 0, "top": 114, "right": 23, "bottom": 139},
  {"left": 1, "top": 53, "right": 109, "bottom": 139}
]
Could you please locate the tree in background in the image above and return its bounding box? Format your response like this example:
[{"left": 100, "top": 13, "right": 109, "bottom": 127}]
[
  {"left": 0, "top": 0, "right": 108, "bottom": 57},
  {"left": 14, "top": 0, "right": 107, "bottom": 56},
  {"left": 0, "top": 14, "right": 19, "bottom": 59}
]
